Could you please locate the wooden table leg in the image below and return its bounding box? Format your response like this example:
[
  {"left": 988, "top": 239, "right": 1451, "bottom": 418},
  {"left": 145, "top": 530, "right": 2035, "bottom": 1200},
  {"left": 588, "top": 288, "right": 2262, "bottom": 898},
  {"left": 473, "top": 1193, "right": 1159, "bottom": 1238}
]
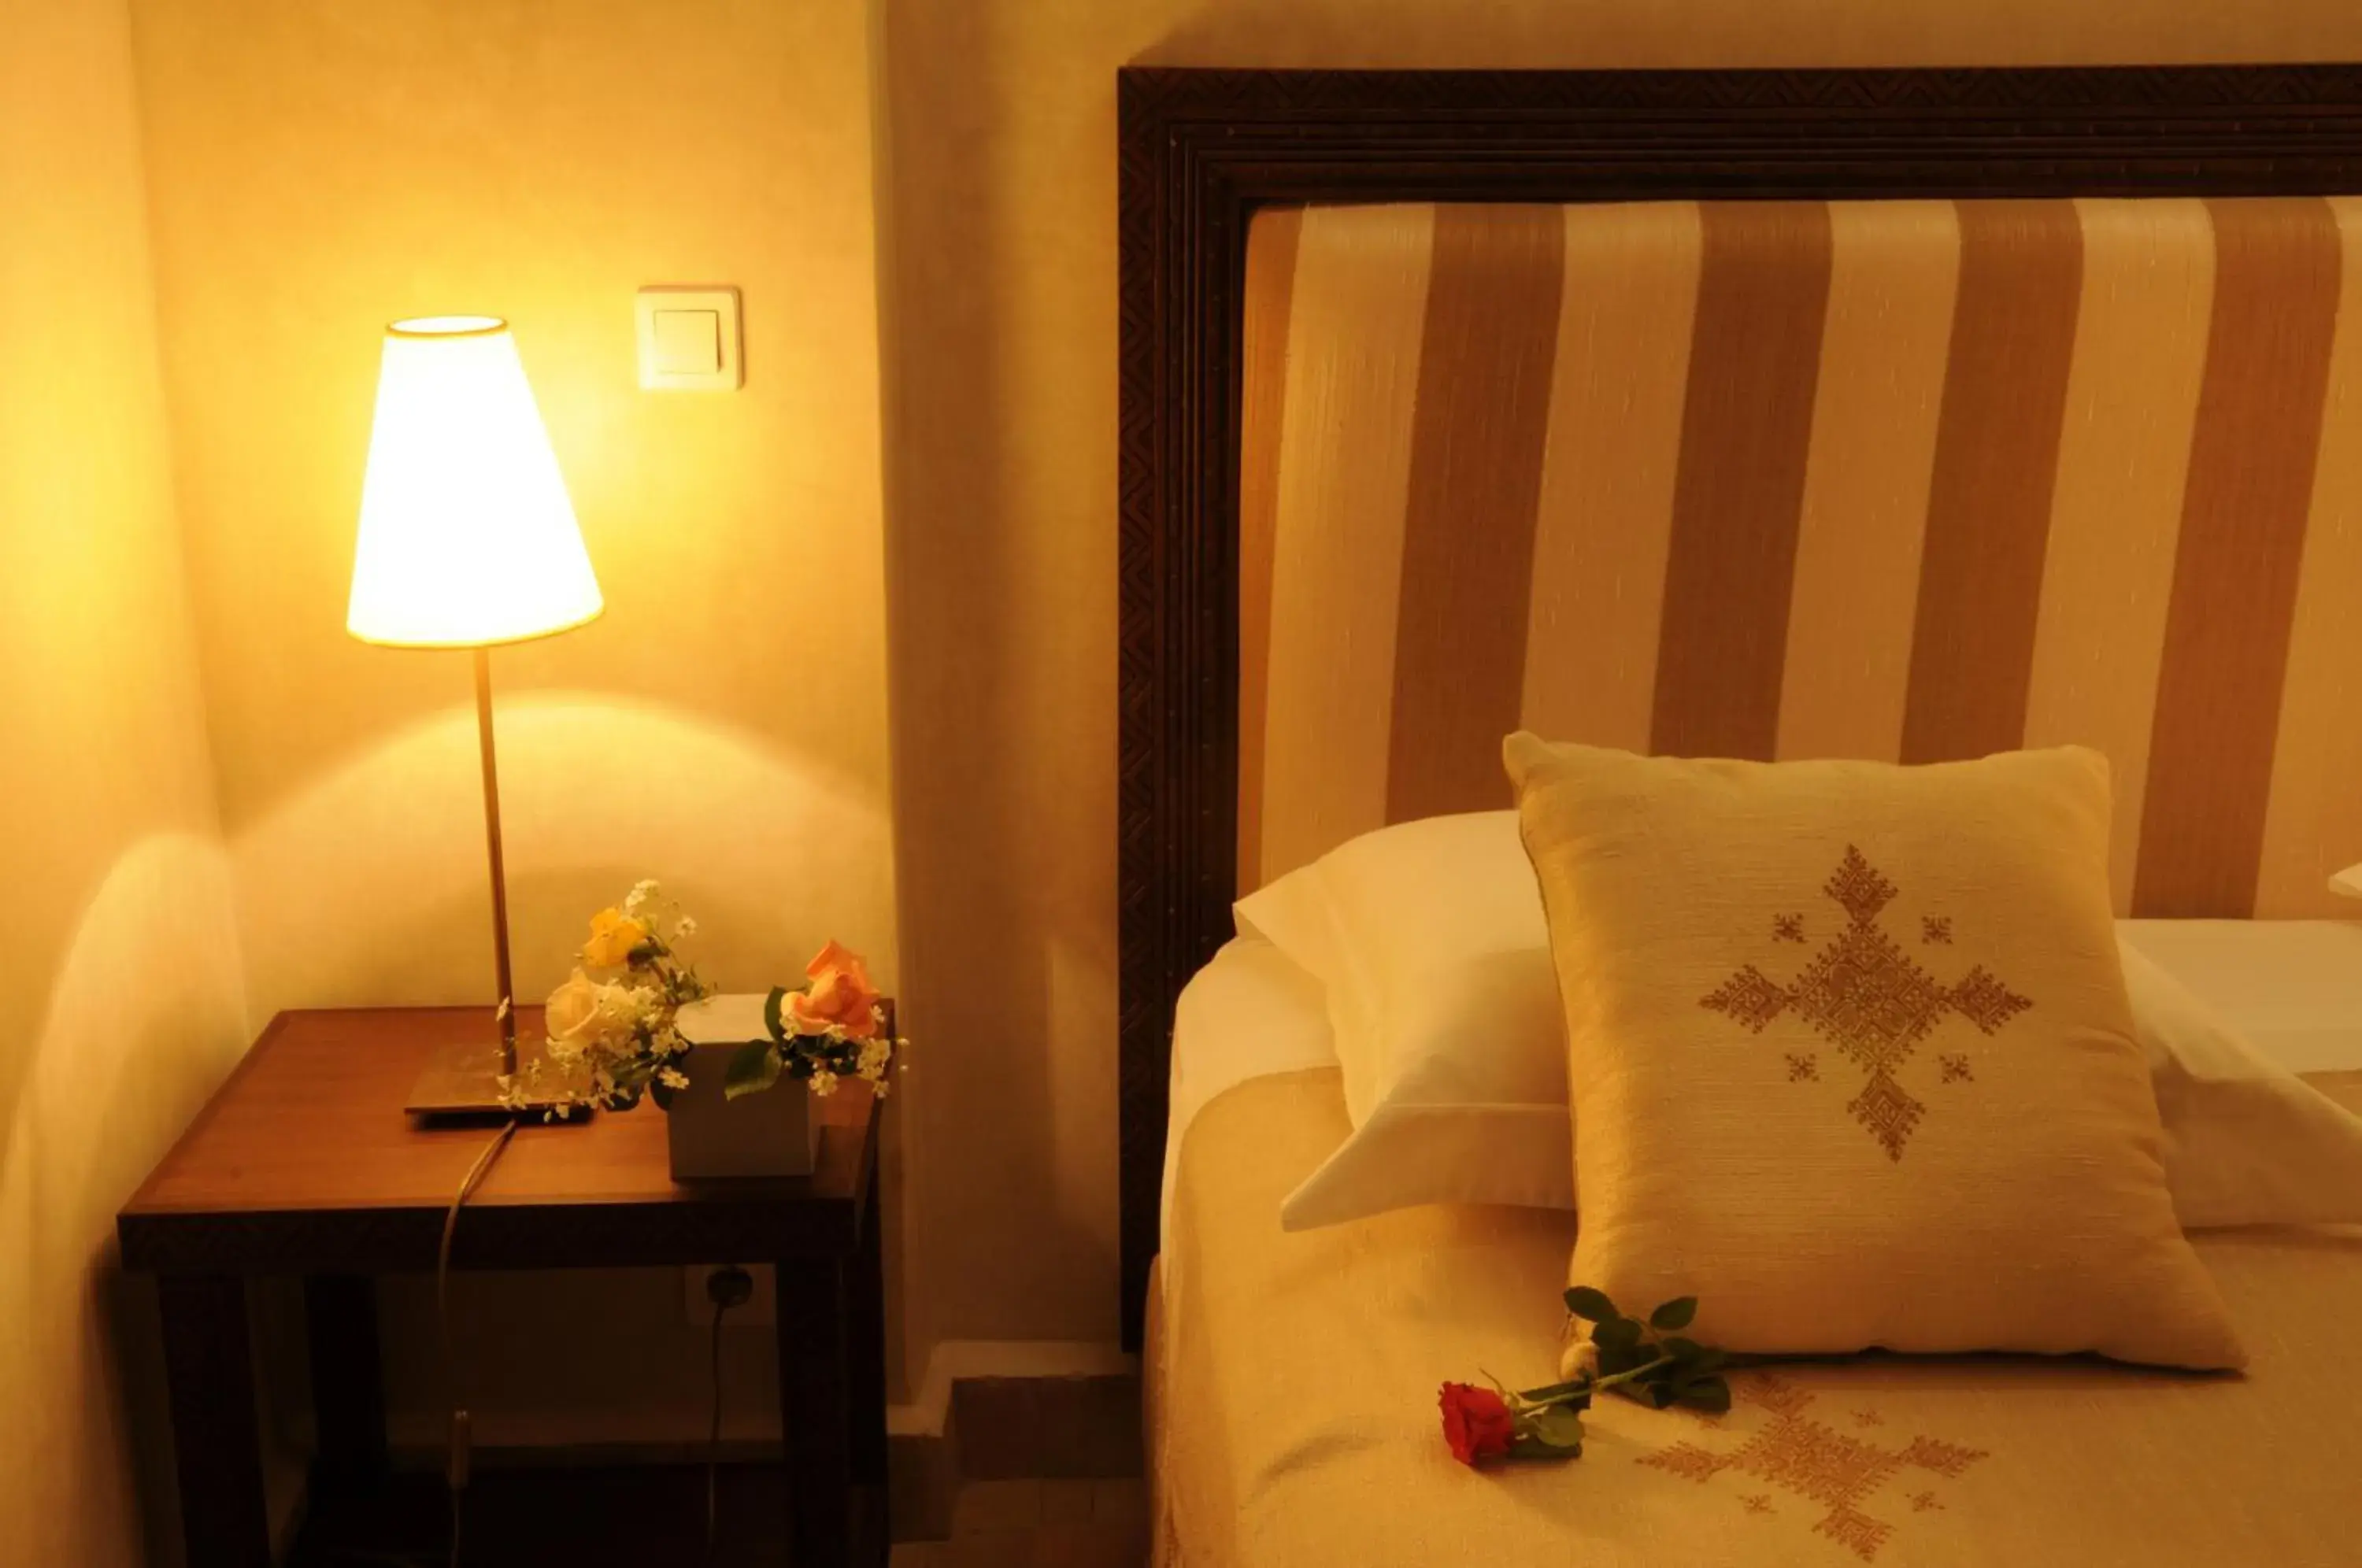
[
  {"left": 157, "top": 1274, "right": 272, "bottom": 1568},
  {"left": 777, "top": 1256, "right": 852, "bottom": 1566},
  {"left": 305, "top": 1274, "right": 387, "bottom": 1492},
  {"left": 848, "top": 1156, "right": 889, "bottom": 1492}
]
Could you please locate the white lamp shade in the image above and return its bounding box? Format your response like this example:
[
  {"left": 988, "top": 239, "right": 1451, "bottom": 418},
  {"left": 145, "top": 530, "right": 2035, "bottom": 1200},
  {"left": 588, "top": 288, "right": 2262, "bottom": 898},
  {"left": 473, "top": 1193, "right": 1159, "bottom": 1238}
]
[{"left": 346, "top": 316, "right": 603, "bottom": 647}]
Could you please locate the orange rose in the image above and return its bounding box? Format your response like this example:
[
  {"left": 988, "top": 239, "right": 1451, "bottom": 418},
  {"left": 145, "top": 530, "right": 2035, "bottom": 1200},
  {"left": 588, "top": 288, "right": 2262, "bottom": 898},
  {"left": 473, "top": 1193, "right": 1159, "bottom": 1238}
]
[{"left": 784, "top": 940, "right": 882, "bottom": 1040}]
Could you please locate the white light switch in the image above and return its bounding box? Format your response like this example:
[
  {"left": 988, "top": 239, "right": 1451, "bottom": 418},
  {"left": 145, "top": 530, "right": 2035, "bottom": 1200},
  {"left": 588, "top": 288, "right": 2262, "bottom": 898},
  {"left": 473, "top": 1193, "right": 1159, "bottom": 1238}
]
[
  {"left": 652, "top": 309, "right": 720, "bottom": 375},
  {"left": 636, "top": 286, "right": 742, "bottom": 390}
]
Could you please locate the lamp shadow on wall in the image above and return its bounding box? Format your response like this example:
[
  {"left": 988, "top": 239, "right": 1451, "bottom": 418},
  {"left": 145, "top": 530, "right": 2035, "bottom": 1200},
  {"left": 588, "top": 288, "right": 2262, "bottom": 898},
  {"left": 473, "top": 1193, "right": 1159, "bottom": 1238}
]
[
  {"left": 224, "top": 690, "right": 897, "bottom": 1009},
  {"left": 1, "top": 830, "right": 252, "bottom": 1568}
]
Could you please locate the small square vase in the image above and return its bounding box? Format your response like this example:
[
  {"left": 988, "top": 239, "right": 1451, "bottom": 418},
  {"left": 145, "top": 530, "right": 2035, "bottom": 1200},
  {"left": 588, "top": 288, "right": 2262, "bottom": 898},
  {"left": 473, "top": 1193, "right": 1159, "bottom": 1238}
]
[{"left": 668, "top": 995, "right": 820, "bottom": 1181}]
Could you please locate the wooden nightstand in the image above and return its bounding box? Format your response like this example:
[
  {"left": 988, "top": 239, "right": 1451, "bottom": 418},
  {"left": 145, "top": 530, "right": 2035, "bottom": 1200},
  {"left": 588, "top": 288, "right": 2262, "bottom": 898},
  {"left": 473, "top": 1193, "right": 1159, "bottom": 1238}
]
[{"left": 117, "top": 1006, "right": 887, "bottom": 1568}]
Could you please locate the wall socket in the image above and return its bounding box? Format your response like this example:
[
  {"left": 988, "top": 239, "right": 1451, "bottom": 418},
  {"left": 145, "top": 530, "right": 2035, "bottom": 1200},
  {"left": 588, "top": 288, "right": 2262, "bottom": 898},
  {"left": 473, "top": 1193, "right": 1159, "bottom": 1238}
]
[{"left": 683, "top": 1264, "right": 776, "bottom": 1328}]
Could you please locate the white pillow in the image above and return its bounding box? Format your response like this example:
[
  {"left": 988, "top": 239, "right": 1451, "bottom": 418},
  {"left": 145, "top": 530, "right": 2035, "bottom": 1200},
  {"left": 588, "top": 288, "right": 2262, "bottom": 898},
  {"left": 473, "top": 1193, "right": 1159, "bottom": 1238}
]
[
  {"left": 1164, "top": 936, "right": 1339, "bottom": 1239},
  {"left": 1235, "top": 812, "right": 1568, "bottom": 1229},
  {"left": 2123, "top": 941, "right": 2362, "bottom": 1227},
  {"left": 1237, "top": 811, "right": 2362, "bottom": 1233}
]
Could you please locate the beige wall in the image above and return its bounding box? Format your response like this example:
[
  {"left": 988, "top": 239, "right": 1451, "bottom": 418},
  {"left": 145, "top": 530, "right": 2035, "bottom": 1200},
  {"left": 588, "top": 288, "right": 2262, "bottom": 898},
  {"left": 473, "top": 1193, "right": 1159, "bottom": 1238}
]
[
  {"left": 0, "top": 0, "right": 254, "bottom": 1562},
  {"left": 872, "top": 0, "right": 2362, "bottom": 1347},
  {"left": 126, "top": 0, "right": 903, "bottom": 1433},
  {"left": 129, "top": 0, "right": 897, "bottom": 1054},
  {"left": 18, "top": 3, "right": 2362, "bottom": 1541}
]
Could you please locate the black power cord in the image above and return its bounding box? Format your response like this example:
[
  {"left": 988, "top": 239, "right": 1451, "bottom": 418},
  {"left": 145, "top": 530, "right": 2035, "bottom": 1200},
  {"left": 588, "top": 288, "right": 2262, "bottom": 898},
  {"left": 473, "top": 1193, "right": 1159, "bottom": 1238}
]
[{"left": 704, "top": 1266, "right": 755, "bottom": 1559}]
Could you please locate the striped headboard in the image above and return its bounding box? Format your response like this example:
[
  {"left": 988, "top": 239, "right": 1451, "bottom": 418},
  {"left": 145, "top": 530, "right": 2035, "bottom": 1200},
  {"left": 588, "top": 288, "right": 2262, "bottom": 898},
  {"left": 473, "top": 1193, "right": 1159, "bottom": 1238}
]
[{"left": 1237, "top": 198, "right": 2362, "bottom": 919}]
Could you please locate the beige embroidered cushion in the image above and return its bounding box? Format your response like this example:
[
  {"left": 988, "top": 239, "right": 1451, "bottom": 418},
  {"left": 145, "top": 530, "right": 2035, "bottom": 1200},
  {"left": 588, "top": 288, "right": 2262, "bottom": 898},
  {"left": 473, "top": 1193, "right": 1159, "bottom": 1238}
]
[{"left": 1505, "top": 736, "right": 2244, "bottom": 1372}]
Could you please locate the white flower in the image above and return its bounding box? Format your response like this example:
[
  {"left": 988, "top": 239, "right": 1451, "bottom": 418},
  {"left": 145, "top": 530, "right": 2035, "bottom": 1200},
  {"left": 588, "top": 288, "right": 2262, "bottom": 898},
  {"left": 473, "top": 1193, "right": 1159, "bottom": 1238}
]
[
  {"left": 624, "top": 878, "right": 661, "bottom": 916},
  {"left": 809, "top": 1069, "right": 839, "bottom": 1098},
  {"left": 547, "top": 968, "right": 624, "bottom": 1054},
  {"left": 548, "top": 970, "right": 674, "bottom": 1073},
  {"left": 656, "top": 1066, "right": 690, "bottom": 1091},
  {"left": 675, "top": 915, "right": 698, "bottom": 940},
  {"left": 856, "top": 1038, "right": 892, "bottom": 1080}
]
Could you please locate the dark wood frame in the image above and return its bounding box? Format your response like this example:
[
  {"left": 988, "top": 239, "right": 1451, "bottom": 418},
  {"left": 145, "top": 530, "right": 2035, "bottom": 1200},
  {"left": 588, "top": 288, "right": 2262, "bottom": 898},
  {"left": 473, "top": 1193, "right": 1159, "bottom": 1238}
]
[{"left": 1113, "top": 61, "right": 2362, "bottom": 1348}]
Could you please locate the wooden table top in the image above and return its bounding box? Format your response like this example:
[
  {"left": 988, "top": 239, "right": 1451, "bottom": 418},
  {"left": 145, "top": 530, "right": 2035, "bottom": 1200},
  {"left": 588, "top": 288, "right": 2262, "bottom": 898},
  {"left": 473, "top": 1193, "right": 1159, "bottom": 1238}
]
[{"left": 119, "top": 1007, "right": 879, "bottom": 1276}]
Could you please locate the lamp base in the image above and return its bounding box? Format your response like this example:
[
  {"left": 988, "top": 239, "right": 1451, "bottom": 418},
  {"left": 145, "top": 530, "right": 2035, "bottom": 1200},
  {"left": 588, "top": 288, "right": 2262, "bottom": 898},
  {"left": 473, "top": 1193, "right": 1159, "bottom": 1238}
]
[{"left": 405, "top": 1036, "right": 587, "bottom": 1119}]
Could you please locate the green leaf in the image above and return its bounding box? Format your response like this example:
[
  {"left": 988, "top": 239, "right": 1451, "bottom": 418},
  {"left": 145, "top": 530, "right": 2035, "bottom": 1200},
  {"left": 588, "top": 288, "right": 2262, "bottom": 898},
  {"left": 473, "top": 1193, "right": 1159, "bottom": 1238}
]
[
  {"left": 1593, "top": 1315, "right": 1643, "bottom": 1353},
  {"left": 1596, "top": 1340, "right": 1653, "bottom": 1379},
  {"left": 1527, "top": 1403, "right": 1586, "bottom": 1450},
  {"left": 1563, "top": 1286, "right": 1617, "bottom": 1323},
  {"left": 724, "top": 1038, "right": 782, "bottom": 1100},
  {"left": 1505, "top": 1433, "right": 1582, "bottom": 1462},
  {"left": 1514, "top": 1378, "right": 1595, "bottom": 1406},
  {"left": 1665, "top": 1337, "right": 1732, "bottom": 1372},
  {"left": 763, "top": 986, "right": 789, "bottom": 1043},
  {"left": 1605, "top": 1376, "right": 1668, "bottom": 1410},
  {"left": 1649, "top": 1296, "right": 1698, "bottom": 1331},
  {"left": 1674, "top": 1376, "right": 1732, "bottom": 1415}
]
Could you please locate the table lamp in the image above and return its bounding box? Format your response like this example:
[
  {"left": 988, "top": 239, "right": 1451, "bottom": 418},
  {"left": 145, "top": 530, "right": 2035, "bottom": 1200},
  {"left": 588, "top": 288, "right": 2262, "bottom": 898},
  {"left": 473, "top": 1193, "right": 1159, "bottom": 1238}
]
[{"left": 346, "top": 315, "right": 603, "bottom": 1115}]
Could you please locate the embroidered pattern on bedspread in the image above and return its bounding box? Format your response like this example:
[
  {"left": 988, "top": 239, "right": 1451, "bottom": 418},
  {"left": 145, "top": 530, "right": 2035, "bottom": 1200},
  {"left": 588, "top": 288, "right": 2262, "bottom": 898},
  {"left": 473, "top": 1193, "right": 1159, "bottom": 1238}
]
[{"left": 1638, "top": 1374, "right": 1987, "bottom": 1561}]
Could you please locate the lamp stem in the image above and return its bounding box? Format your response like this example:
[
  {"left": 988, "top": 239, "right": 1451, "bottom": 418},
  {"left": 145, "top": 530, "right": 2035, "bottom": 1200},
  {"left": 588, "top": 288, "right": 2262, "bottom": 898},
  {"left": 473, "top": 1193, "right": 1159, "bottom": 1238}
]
[{"left": 472, "top": 645, "right": 518, "bottom": 1075}]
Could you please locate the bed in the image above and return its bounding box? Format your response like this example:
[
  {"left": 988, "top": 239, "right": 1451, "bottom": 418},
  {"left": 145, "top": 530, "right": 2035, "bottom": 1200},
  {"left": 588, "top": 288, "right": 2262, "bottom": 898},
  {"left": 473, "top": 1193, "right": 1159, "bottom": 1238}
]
[{"left": 1114, "top": 65, "right": 2362, "bottom": 1568}]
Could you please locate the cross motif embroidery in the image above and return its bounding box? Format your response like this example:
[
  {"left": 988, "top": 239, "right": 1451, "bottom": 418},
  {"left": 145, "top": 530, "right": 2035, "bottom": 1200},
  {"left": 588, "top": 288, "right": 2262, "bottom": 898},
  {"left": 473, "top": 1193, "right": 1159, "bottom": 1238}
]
[
  {"left": 1700, "top": 848, "right": 2031, "bottom": 1159},
  {"left": 1938, "top": 1054, "right": 1973, "bottom": 1085},
  {"left": 1921, "top": 917, "right": 1952, "bottom": 945},
  {"left": 1639, "top": 1375, "right": 1986, "bottom": 1562},
  {"left": 1786, "top": 1053, "right": 1820, "bottom": 1082},
  {"left": 1774, "top": 914, "right": 1807, "bottom": 943}
]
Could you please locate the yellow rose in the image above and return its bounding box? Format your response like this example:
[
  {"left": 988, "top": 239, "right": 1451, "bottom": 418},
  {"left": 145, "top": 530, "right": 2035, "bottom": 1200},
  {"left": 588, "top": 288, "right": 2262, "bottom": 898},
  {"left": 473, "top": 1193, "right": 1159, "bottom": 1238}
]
[{"left": 582, "top": 907, "right": 650, "bottom": 969}]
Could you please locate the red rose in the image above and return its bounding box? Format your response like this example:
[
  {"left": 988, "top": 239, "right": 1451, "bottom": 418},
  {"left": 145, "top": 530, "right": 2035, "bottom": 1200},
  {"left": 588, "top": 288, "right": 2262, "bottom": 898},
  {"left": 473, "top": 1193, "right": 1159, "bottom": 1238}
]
[{"left": 1438, "top": 1382, "right": 1516, "bottom": 1466}]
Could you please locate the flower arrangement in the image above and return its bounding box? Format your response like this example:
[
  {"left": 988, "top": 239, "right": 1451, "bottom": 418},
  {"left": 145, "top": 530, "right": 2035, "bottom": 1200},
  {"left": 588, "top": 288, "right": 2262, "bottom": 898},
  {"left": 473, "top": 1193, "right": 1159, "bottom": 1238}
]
[
  {"left": 1438, "top": 1287, "right": 1732, "bottom": 1465},
  {"left": 511, "top": 882, "right": 905, "bottom": 1116},
  {"left": 513, "top": 880, "right": 713, "bottom": 1114},
  {"left": 721, "top": 940, "right": 902, "bottom": 1102}
]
